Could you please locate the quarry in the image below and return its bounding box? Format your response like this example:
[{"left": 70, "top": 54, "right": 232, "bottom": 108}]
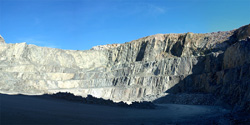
[{"left": 0, "top": 24, "right": 249, "bottom": 124}]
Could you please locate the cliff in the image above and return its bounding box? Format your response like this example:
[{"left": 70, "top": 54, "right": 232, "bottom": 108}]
[{"left": 0, "top": 24, "right": 249, "bottom": 111}]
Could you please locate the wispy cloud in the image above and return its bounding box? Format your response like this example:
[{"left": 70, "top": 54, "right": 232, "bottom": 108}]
[
  {"left": 147, "top": 4, "right": 166, "bottom": 14},
  {"left": 34, "top": 18, "right": 41, "bottom": 25},
  {"left": 124, "top": 3, "right": 167, "bottom": 17}
]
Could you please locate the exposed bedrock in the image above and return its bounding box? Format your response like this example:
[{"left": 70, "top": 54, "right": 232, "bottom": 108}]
[{"left": 0, "top": 24, "right": 249, "bottom": 111}]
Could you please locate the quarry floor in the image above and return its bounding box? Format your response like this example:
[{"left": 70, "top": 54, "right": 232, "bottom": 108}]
[{"left": 0, "top": 94, "right": 234, "bottom": 125}]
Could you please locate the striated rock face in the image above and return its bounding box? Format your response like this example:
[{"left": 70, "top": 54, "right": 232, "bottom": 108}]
[{"left": 0, "top": 24, "right": 249, "bottom": 111}]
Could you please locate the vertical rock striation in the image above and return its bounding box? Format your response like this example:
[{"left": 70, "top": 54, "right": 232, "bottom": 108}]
[{"left": 0, "top": 24, "right": 249, "bottom": 111}]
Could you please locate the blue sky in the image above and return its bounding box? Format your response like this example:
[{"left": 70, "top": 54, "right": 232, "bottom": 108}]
[{"left": 0, "top": 0, "right": 250, "bottom": 50}]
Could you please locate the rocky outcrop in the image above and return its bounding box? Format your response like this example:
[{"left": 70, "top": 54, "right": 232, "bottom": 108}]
[
  {"left": 91, "top": 44, "right": 121, "bottom": 50},
  {"left": 0, "top": 24, "right": 249, "bottom": 111},
  {"left": 0, "top": 35, "right": 5, "bottom": 44}
]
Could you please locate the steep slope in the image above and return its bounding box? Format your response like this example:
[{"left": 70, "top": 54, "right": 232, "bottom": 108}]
[{"left": 0, "top": 24, "right": 249, "bottom": 111}]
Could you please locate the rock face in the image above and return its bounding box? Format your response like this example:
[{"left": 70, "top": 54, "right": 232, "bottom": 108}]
[{"left": 0, "top": 24, "right": 249, "bottom": 111}]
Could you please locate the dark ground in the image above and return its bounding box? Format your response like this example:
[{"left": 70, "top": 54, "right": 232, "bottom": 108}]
[{"left": 0, "top": 94, "right": 248, "bottom": 125}]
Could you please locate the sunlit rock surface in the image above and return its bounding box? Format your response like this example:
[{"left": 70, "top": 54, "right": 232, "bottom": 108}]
[{"left": 0, "top": 24, "right": 249, "bottom": 111}]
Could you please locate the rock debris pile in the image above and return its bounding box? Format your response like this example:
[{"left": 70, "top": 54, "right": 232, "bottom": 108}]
[{"left": 49, "top": 92, "right": 156, "bottom": 109}]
